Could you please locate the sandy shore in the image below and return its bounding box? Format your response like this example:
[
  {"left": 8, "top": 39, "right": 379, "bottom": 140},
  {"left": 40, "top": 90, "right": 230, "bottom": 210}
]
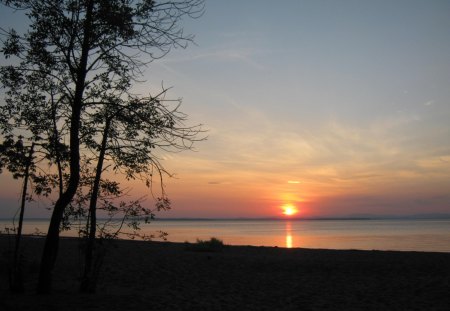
[{"left": 1, "top": 235, "right": 449, "bottom": 310}]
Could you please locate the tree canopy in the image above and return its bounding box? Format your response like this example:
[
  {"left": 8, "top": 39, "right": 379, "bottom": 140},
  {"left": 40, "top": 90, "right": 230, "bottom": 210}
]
[{"left": 0, "top": 0, "right": 205, "bottom": 293}]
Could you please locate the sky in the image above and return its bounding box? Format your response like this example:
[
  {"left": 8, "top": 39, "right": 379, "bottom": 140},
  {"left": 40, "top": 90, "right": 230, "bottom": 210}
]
[{"left": 1, "top": 0, "right": 450, "bottom": 218}]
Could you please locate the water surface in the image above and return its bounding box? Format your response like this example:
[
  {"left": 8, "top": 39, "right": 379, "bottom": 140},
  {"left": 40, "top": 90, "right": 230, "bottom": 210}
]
[{"left": 2, "top": 218, "right": 449, "bottom": 252}]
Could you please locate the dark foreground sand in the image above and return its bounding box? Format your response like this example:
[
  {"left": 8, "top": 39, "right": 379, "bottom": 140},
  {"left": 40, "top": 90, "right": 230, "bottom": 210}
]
[{"left": 1, "top": 235, "right": 449, "bottom": 311}]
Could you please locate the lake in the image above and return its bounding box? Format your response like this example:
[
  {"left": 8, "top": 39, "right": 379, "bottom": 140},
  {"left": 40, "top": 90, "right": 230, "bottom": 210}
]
[{"left": 1, "top": 218, "right": 450, "bottom": 252}]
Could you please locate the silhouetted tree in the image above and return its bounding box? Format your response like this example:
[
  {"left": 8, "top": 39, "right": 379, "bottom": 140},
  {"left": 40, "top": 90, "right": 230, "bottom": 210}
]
[
  {"left": 78, "top": 88, "right": 202, "bottom": 293},
  {"left": 0, "top": 0, "right": 205, "bottom": 293},
  {"left": 0, "top": 138, "right": 35, "bottom": 292}
]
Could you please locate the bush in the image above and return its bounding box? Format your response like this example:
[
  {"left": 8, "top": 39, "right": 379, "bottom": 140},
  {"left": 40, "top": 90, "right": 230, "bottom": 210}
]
[{"left": 185, "top": 237, "right": 225, "bottom": 252}]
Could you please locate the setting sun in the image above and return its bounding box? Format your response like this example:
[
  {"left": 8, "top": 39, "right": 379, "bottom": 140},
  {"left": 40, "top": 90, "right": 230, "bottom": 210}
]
[{"left": 282, "top": 204, "right": 298, "bottom": 216}]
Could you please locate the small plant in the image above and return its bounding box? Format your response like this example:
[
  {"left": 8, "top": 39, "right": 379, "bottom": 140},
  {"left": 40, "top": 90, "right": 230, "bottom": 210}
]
[{"left": 185, "top": 237, "right": 225, "bottom": 252}]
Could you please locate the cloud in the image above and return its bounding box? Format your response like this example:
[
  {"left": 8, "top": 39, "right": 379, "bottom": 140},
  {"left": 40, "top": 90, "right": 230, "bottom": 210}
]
[
  {"left": 158, "top": 45, "right": 268, "bottom": 71},
  {"left": 201, "top": 49, "right": 267, "bottom": 71},
  {"left": 162, "top": 103, "right": 450, "bottom": 211}
]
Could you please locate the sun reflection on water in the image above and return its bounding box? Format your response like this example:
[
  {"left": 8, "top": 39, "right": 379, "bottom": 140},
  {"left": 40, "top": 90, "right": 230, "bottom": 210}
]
[{"left": 285, "top": 221, "right": 293, "bottom": 248}]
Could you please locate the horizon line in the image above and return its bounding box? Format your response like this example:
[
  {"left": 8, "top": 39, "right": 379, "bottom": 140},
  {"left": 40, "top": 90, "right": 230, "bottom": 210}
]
[{"left": 2, "top": 213, "right": 450, "bottom": 222}]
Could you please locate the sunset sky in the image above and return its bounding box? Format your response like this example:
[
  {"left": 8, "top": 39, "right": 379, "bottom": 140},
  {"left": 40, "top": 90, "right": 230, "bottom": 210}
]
[{"left": 1, "top": 0, "right": 450, "bottom": 218}]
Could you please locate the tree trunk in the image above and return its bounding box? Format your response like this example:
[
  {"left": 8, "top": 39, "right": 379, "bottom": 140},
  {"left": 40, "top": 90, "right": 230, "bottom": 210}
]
[
  {"left": 36, "top": 189, "right": 78, "bottom": 293},
  {"left": 51, "top": 91, "right": 64, "bottom": 197},
  {"left": 10, "top": 143, "right": 34, "bottom": 293},
  {"left": 80, "top": 117, "right": 111, "bottom": 293},
  {"left": 36, "top": 0, "right": 94, "bottom": 294}
]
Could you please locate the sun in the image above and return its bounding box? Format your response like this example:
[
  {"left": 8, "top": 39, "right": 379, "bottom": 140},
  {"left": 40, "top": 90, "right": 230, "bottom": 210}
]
[{"left": 282, "top": 204, "right": 298, "bottom": 216}]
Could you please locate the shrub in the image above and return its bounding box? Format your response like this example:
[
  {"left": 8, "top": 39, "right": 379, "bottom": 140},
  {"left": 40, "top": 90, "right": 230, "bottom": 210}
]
[{"left": 185, "top": 237, "right": 225, "bottom": 252}]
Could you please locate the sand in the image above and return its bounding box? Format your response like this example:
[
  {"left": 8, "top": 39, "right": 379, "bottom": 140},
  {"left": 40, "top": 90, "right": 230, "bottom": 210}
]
[{"left": 1, "top": 235, "right": 449, "bottom": 310}]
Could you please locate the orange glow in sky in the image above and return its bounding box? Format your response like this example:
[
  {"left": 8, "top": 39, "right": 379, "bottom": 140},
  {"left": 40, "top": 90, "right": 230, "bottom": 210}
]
[{"left": 282, "top": 204, "right": 298, "bottom": 216}]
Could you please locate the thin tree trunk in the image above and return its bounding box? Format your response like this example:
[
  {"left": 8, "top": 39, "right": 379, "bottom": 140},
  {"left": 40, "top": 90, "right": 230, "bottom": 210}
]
[
  {"left": 37, "top": 0, "right": 94, "bottom": 294},
  {"left": 80, "top": 117, "right": 111, "bottom": 293},
  {"left": 10, "top": 143, "right": 34, "bottom": 293},
  {"left": 51, "top": 91, "right": 64, "bottom": 197}
]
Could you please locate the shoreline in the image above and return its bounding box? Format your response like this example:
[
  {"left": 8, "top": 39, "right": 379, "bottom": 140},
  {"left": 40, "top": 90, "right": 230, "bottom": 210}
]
[
  {"left": 3, "top": 233, "right": 450, "bottom": 252},
  {"left": 1, "top": 235, "right": 450, "bottom": 310},
  {"left": 3, "top": 233, "right": 450, "bottom": 254}
]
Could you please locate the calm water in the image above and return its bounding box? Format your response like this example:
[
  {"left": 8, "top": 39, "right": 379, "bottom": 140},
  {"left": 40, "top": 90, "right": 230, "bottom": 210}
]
[{"left": 1, "top": 218, "right": 450, "bottom": 252}]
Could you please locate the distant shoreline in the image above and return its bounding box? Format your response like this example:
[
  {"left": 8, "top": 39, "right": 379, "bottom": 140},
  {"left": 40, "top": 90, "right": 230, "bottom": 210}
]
[{"left": 2, "top": 214, "right": 450, "bottom": 221}]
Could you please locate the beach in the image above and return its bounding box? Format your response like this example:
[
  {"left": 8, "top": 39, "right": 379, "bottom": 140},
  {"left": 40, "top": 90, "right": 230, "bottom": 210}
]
[{"left": 1, "top": 235, "right": 449, "bottom": 310}]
